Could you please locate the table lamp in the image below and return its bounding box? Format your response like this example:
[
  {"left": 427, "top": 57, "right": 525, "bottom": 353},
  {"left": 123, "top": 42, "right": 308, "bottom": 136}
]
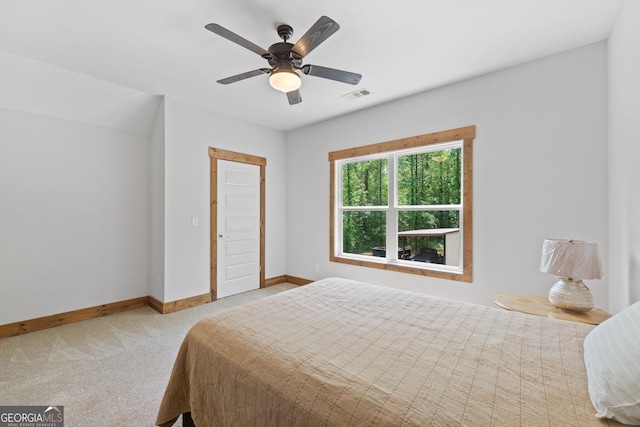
[{"left": 539, "top": 239, "right": 603, "bottom": 312}]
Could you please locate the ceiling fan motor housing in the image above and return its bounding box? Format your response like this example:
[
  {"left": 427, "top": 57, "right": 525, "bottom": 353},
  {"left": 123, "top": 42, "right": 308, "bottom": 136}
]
[{"left": 267, "top": 42, "right": 302, "bottom": 69}]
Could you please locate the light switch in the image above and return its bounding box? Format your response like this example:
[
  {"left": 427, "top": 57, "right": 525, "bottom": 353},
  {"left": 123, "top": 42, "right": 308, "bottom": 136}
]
[{"left": 191, "top": 217, "right": 199, "bottom": 227}]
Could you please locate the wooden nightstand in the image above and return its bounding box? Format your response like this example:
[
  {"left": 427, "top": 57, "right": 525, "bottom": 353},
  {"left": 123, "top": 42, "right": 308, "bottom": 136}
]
[{"left": 494, "top": 294, "right": 611, "bottom": 325}]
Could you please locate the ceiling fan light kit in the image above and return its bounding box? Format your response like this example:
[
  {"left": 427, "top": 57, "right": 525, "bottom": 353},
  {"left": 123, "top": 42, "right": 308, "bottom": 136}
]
[
  {"left": 205, "top": 16, "right": 362, "bottom": 105},
  {"left": 269, "top": 69, "right": 301, "bottom": 93}
]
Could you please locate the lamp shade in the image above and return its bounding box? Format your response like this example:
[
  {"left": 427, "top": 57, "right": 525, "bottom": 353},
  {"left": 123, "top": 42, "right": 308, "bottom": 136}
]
[{"left": 540, "top": 239, "right": 603, "bottom": 280}]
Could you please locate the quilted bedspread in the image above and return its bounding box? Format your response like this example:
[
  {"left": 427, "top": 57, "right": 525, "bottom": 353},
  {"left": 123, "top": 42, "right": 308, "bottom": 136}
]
[{"left": 156, "top": 277, "right": 621, "bottom": 426}]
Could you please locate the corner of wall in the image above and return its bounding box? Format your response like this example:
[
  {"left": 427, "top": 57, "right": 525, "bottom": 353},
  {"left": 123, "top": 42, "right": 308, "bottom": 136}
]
[
  {"left": 607, "top": 0, "right": 640, "bottom": 312},
  {"left": 149, "top": 97, "right": 166, "bottom": 302}
]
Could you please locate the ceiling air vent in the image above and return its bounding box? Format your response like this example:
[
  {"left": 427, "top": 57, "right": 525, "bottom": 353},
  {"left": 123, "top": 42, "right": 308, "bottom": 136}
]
[{"left": 342, "top": 88, "right": 372, "bottom": 101}]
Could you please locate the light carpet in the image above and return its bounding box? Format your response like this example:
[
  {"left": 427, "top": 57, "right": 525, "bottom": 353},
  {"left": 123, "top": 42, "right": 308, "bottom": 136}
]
[{"left": 0, "top": 283, "right": 297, "bottom": 426}]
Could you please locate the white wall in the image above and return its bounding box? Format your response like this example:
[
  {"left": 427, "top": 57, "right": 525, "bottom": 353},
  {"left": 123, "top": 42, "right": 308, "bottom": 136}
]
[
  {"left": 159, "top": 97, "right": 287, "bottom": 303},
  {"left": 0, "top": 50, "right": 159, "bottom": 134},
  {"left": 0, "top": 52, "right": 158, "bottom": 325},
  {"left": 0, "top": 52, "right": 287, "bottom": 323},
  {"left": 286, "top": 42, "right": 609, "bottom": 309},
  {"left": 0, "top": 108, "right": 150, "bottom": 325},
  {"left": 608, "top": 0, "right": 640, "bottom": 312}
]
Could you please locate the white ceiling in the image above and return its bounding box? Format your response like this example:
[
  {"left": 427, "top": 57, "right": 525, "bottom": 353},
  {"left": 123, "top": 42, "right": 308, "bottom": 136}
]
[{"left": 0, "top": 0, "right": 623, "bottom": 132}]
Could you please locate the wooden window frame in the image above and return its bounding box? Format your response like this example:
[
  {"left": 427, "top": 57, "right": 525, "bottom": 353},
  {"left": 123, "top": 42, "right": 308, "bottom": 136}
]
[{"left": 328, "top": 126, "right": 474, "bottom": 282}]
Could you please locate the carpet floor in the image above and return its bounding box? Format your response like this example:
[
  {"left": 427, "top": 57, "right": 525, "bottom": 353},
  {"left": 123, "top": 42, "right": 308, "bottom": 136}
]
[{"left": 0, "top": 283, "right": 297, "bottom": 426}]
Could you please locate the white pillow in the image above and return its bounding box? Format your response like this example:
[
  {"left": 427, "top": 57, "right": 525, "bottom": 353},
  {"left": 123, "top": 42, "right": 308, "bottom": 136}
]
[{"left": 583, "top": 301, "right": 640, "bottom": 425}]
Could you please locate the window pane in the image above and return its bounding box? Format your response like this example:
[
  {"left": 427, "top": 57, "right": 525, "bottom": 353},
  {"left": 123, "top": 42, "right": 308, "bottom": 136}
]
[
  {"left": 342, "top": 211, "right": 386, "bottom": 256},
  {"left": 397, "top": 210, "right": 460, "bottom": 266},
  {"left": 342, "top": 159, "right": 388, "bottom": 207},
  {"left": 397, "top": 148, "right": 461, "bottom": 206}
]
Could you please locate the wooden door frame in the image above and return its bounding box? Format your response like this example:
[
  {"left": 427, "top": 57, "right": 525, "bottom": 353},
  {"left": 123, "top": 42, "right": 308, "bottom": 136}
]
[{"left": 209, "top": 147, "right": 266, "bottom": 301}]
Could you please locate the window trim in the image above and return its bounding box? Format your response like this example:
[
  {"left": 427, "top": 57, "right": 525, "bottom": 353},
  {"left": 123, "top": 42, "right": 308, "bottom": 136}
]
[{"left": 329, "top": 125, "right": 474, "bottom": 282}]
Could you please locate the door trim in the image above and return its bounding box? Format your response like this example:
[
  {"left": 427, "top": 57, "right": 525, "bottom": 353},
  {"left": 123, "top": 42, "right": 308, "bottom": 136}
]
[{"left": 209, "top": 147, "right": 266, "bottom": 301}]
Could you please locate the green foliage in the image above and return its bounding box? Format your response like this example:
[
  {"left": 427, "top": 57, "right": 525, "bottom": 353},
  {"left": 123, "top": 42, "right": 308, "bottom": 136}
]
[
  {"left": 397, "top": 149, "right": 461, "bottom": 206},
  {"left": 342, "top": 211, "right": 386, "bottom": 254},
  {"left": 342, "top": 159, "right": 388, "bottom": 206},
  {"left": 341, "top": 147, "right": 461, "bottom": 256}
]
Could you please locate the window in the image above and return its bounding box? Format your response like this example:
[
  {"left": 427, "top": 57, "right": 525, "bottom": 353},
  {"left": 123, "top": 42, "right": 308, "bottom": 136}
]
[{"left": 329, "top": 126, "right": 474, "bottom": 282}]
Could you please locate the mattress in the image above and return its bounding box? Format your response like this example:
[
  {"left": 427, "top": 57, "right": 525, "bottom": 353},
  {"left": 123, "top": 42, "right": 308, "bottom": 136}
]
[{"left": 156, "top": 277, "right": 621, "bottom": 426}]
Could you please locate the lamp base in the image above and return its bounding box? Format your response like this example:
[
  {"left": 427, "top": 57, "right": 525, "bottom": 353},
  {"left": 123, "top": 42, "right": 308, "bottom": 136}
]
[{"left": 548, "top": 278, "right": 594, "bottom": 313}]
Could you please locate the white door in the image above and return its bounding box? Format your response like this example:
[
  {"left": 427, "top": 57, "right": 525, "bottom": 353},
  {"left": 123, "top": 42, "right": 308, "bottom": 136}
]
[{"left": 216, "top": 159, "right": 261, "bottom": 298}]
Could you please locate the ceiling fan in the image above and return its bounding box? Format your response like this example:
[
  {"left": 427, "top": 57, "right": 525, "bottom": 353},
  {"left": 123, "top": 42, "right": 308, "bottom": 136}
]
[{"left": 205, "top": 16, "right": 362, "bottom": 105}]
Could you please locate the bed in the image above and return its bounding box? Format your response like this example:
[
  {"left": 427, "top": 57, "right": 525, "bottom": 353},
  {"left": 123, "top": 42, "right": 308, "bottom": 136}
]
[{"left": 156, "top": 277, "right": 632, "bottom": 427}]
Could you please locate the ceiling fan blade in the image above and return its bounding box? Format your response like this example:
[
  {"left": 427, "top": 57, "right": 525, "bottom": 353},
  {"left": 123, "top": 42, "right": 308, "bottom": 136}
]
[
  {"left": 205, "top": 23, "right": 271, "bottom": 58},
  {"left": 217, "top": 68, "right": 270, "bottom": 85},
  {"left": 301, "top": 65, "right": 362, "bottom": 85},
  {"left": 292, "top": 16, "right": 339, "bottom": 58},
  {"left": 287, "top": 89, "right": 302, "bottom": 105}
]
